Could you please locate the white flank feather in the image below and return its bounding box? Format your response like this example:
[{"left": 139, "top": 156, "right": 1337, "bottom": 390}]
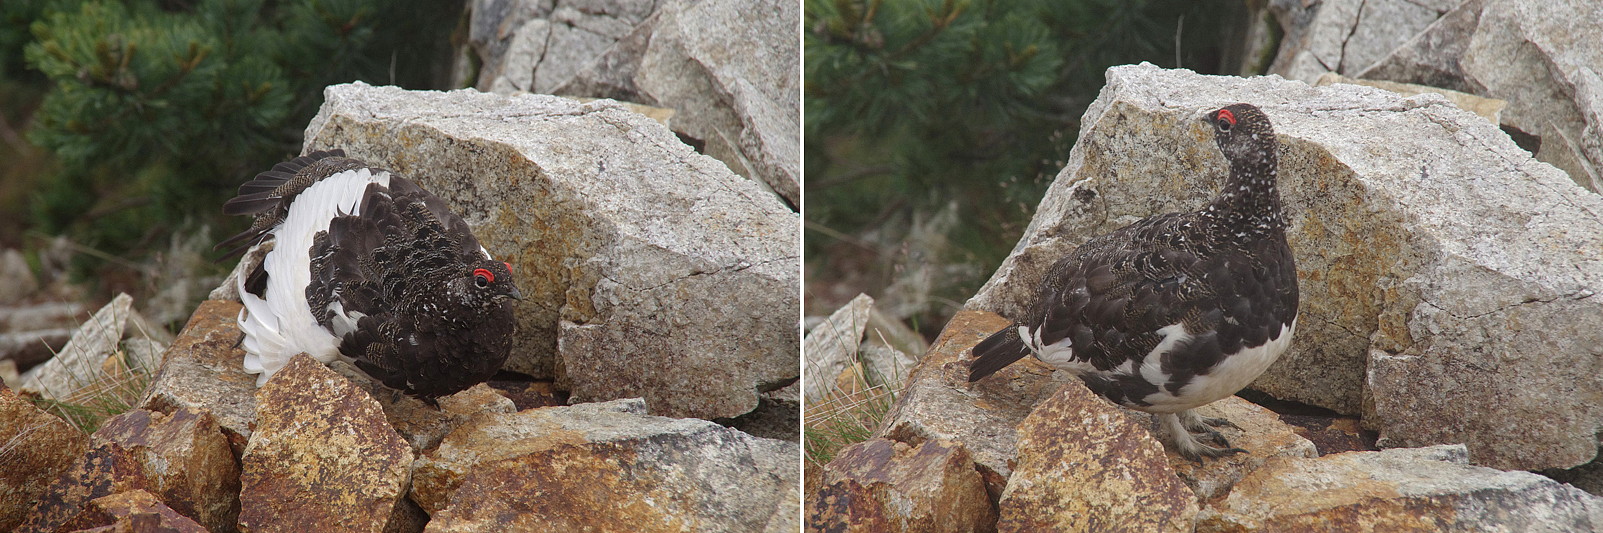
[{"left": 238, "top": 167, "right": 391, "bottom": 386}]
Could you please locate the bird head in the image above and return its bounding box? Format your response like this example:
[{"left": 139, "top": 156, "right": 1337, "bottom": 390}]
[
  {"left": 1202, "top": 103, "right": 1276, "bottom": 164},
  {"left": 458, "top": 259, "right": 522, "bottom": 309}
]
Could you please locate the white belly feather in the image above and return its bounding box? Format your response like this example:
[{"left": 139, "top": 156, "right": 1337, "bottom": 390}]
[
  {"left": 1024, "top": 318, "right": 1297, "bottom": 414},
  {"left": 1141, "top": 319, "right": 1296, "bottom": 413}
]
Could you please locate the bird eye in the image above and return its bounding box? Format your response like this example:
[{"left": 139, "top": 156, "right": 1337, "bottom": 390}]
[
  {"left": 473, "top": 268, "right": 493, "bottom": 287},
  {"left": 1215, "top": 108, "right": 1237, "bottom": 132}
]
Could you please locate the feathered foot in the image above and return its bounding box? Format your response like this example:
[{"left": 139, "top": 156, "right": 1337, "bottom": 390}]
[{"left": 1158, "top": 410, "right": 1247, "bottom": 463}]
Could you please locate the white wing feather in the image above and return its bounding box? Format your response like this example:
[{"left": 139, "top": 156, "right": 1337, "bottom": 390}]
[{"left": 237, "top": 167, "right": 391, "bottom": 386}]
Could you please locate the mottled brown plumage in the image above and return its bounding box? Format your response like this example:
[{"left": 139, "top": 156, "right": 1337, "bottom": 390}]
[
  {"left": 969, "top": 104, "right": 1298, "bottom": 462},
  {"left": 219, "top": 150, "right": 520, "bottom": 398}
]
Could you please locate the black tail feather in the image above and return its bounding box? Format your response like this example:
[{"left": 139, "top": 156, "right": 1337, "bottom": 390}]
[
  {"left": 222, "top": 192, "right": 280, "bottom": 216},
  {"left": 214, "top": 149, "right": 351, "bottom": 261},
  {"left": 968, "top": 325, "right": 1032, "bottom": 382}
]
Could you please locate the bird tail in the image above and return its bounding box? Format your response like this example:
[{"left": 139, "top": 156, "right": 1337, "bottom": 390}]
[
  {"left": 968, "top": 325, "right": 1032, "bottom": 382},
  {"left": 215, "top": 149, "right": 352, "bottom": 260}
]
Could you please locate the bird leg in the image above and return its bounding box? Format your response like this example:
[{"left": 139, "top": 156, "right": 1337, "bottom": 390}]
[
  {"left": 1180, "top": 409, "right": 1242, "bottom": 432},
  {"left": 1157, "top": 411, "right": 1247, "bottom": 463},
  {"left": 1178, "top": 409, "right": 1241, "bottom": 446}
]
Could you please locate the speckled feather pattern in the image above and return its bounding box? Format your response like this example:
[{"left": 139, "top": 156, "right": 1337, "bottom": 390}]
[
  {"left": 220, "top": 150, "right": 519, "bottom": 398},
  {"left": 970, "top": 104, "right": 1299, "bottom": 416}
]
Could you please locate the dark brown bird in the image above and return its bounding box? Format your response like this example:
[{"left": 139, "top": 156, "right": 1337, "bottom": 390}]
[
  {"left": 218, "top": 149, "right": 520, "bottom": 398},
  {"left": 968, "top": 104, "right": 1298, "bottom": 462}
]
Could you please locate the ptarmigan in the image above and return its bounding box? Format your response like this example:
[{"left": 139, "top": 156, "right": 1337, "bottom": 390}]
[
  {"left": 968, "top": 103, "right": 1298, "bottom": 462},
  {"left": 217, "top": 149, "right": 520, "bottom": 398}
]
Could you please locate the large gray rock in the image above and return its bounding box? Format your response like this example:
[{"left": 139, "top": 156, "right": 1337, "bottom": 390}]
[
  {"left": 465, "top": 0, "right": 658, "bottom": 95},
  {"left": 631, "top": 0, "right": 800, "bottom": 205},
  {"left": 1459, "top": 0, "right": 1603, "bottom": 192},
  {"left": 413, "top": 398, "right": 799, "bottom": 532},
  {"left": 967, "top": 63, "right": 1603, "bottom": 470},
  {"left": 1266, "top": 0, "right": 1456, "bottom": 83},
  {"left": 1197, "top": 445, "right": 1603, "bottom": 532},
  {"left": 303, "top": 82, "right": 797, "bottom": 420},
  {"left": 1355, "top": 0, "right": 1488, "bottom": 93},
  {"left": 1283, "top": 0, "right": 1603, "bottom": 194},
  {"left": 465, "top": 0, "right": 800, "bottom": 206}
]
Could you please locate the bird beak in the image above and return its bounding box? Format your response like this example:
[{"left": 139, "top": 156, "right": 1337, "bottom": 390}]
[{"left": 507, "top": 285, "right": 523, "bottom": 301}]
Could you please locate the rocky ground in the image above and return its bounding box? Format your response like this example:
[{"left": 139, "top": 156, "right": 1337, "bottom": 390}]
[
  {"left": 4, "top": 298, "right": 798, "bottom": 532},
  {"left": 805, "top": 6, "right": 1603, "bottom": 526},
  {"left": 0, "top": 15, "right": 802, "bottom": 526}
]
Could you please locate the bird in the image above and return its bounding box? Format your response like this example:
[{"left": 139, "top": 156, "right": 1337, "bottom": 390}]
[
  {"left": 967, "top": 103, "right": 1298, "bottom": 462},
  {"left": 216, "top": 149, "right": 521, "bottom": 398}
]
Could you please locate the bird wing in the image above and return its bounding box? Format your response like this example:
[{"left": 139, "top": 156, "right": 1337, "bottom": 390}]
[
  {"left": 303, "top": 175, "right": 492, "bottom": 391},
  {"left": 1027, "top": 214, "right": 1212, "bottom": 373},
  {"left": 216, "top": 149, "right": 363, "bottom": 259}
]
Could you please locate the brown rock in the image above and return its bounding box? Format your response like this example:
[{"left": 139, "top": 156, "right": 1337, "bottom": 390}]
[
  {"left": 805, "top": 478, "right": 894, "bottom": 533},
  {"left": 0, "top": 385, "right": 90, "bottom": 531},
  {"left": 415, "top": 398, "right": 798, "bottom": 532},
  {"left": 876, "top": 310, "right": 1061, "bottom": 500},
  {"left": 807, "top": 438, "right": 996, "bottom": 533},
  {"left": 139, "top": 300, "right": 258, "bottom": 455},
  {"left": 434, "top": 383, "right": 516, "bottom": 417},
  {"left": 1198, "top": 445, "right": 1603, "bottom": 531},
  {"left": 91, "top": 408, "right": 240, "bottom": 532},
  {"left": 53, "top": 489, "right": 207, "bottom": 532},
  {"left": 17, "top": 442, "right": 156, "bottom": 533},
  {"left": 1145, "top": 397, "right": 1318, "bottom": 501},
  {"left": 484, "top": 380, "right": 565, "bottom": 411},
  {"left": 325, "top": 362, "right": 516, "bottom": 454},
  {"left": 238, "top": 354, "right": 413, "bottom": 533},
  {"left": 997, "top": 384, "right": 1198, "bottom": 533},
  {"left": 1279, "top": 413, "right": 1375, "bottom": 456}
]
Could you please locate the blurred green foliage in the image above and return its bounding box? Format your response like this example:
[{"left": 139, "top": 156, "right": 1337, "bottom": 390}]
[
  {"left": 805, "top": 0, "right": 1246, "bottom": 333},
  {"left": 0, "top": 0, "right": 462, "bottom": 290}
]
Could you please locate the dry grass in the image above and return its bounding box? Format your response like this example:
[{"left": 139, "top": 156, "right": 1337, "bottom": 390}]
[
  {"left": 29, "top": 352, "right": 154, "bottom": 434},
  {"left": 23, "top": 306, "right": 163, "bottom": 435},
  {"left": 803, "top": 349, "right": 904, "bottom": 469}
]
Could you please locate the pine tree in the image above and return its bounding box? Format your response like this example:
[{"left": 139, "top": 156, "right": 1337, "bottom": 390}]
[
  {"left": 805, "top": 0, "right": 1243, "bottom": 333},
  {"left": 5, "top": 0, "right": 461, "bottom": 287}
]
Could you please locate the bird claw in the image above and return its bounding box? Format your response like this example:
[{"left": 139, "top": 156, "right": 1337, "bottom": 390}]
[
  {"left": 1179, "top": 445, "right": 1249, "bottom": 464},
  {"left": 1162, "top": 412, "right": 1250, "bottom": 464},
  {"left": 1193, "top": 427, "right": 1231, "bottom": 447},
  {"left": 1202, "top": 416, "right": 1243, "bottom": 431},
  {"left": 1182, "top": 412, "right": 1242, "bottom": 433}
]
